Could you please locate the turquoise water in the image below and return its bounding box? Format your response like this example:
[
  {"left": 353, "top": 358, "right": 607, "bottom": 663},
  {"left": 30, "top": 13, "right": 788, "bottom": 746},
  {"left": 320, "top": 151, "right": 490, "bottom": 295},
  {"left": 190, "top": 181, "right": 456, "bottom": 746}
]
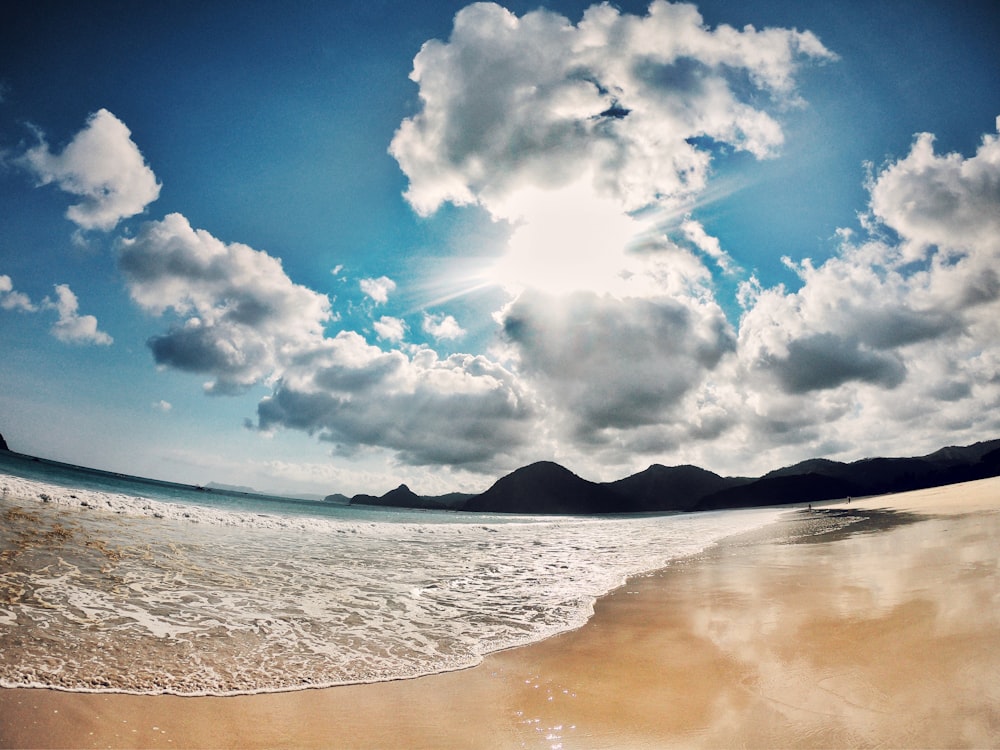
[
  {"left": 0, "top": 451, "right": 788, "bottom": 696},
  {"left": 0, "top": 450, "right": 429, "bottom": 523}
]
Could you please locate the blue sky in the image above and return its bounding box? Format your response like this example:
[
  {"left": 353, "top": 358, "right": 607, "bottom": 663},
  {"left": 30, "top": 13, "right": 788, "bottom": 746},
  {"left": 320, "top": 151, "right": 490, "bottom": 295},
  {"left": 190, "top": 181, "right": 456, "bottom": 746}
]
[{"left": 1, "top": 0, "right": 998, "bottom": 497}]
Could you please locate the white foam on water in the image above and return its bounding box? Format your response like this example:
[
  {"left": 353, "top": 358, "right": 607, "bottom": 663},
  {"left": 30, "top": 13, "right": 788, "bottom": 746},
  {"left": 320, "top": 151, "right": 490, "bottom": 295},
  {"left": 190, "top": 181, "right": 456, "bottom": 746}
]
[{"left": 1, "top": 471, "right": 787, "bottom": 696}]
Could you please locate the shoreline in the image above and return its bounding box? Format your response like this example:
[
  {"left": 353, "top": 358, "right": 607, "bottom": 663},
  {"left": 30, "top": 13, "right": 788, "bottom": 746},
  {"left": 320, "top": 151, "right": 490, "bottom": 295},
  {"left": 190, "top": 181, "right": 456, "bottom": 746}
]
[
  {"left": 0, "top": 473, "right": 785, "bottom": 698},
  {"left": 2, "top": 477, "right": 999, "bottom": 748}
]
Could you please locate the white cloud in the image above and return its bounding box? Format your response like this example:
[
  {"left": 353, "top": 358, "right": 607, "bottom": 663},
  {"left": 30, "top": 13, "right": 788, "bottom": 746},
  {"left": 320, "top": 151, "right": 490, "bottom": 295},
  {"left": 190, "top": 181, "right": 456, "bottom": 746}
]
[
  {"left": 44, "top": 284, "right": 113, "bottom": 346},
  {"left": 869, "top": 125, "right": 1000, "bottom": 257},
  {"left": 255, "top": 332, "right": 535, "bottom": 467},
  {"left": 1, "top": 274, "right": 111, "bottom": 346},
  {"left": 382, "top": 0, "right": 840, "bottom": 467},
  {"left": 682, "top": 218, "right": 735, "bottom": 273},
  {"left": 390, "top": 0, "right": 833, "bottom": 220},
  {"left": 19, "top": 109, "right": 160, "bottom": 231},
  {"left": 153, "top": 400, "right": 173, "bottom": 412},
  {"left": 740, "top": 121, "right": 1000, "bottom": 395},
  {"left": 501, "top": 288, "right": 734, "bottom": 441},
  {"left": 116, "top": 213, "right": 534, "bottom": 468},
  {"left": 373, "top": 315, "right": 407, "bottom": 342},
  {"left": 118, "top": 213, "right": 332, "bottom": 394},
  {"left": 105, "top": 209, "right": 533, "bottom": 467},
  {"left": 0, "top": 274, "right": 37, "bottom": 312},
  {"left": 722, "top": 117, "right": 1000, "bottom": 470},
  {"left": 422, "top": 312, "right": 465, "bottom": 341},
  {"left": 359, "top": 276, "right": 397, "bottom": 305}
]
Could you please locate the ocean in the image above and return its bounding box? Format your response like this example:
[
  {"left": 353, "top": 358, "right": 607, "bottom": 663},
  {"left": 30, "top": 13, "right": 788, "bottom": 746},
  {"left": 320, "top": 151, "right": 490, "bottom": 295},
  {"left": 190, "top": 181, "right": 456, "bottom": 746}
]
[{"left": 0, "top": 450, "right": 791, "bottom": 696}]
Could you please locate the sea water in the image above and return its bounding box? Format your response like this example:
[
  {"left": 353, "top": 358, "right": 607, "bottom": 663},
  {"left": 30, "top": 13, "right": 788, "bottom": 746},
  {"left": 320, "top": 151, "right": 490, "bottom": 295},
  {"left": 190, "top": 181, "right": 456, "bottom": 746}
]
[{"left": 0, "top": 451, "right": 788, "bottom": 696}]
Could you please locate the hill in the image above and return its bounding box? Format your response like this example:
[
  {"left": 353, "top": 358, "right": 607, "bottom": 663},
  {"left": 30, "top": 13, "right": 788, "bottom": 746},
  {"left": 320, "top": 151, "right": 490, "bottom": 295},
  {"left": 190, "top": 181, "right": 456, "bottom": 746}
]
[
  {"left": 605, "top": 464, "right": 750, "bottom": 512},
  {"left": 463, "top": 462, "right": 623, "bottom": 514},
  {"left": 695, "top": 472, "right": 861, "bottom": 510},
  {"left": 349, "top": 484, "right": 472, "bottom": 511},
  {"left": 335, "top": 438, "right": 1000, "bottom": 515}
]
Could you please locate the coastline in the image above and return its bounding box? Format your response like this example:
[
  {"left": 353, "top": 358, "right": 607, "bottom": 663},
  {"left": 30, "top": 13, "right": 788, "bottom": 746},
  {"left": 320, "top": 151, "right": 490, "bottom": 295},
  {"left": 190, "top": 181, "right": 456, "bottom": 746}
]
[{"left": 2, "top": 477, "right": 998, "bottom": 748}]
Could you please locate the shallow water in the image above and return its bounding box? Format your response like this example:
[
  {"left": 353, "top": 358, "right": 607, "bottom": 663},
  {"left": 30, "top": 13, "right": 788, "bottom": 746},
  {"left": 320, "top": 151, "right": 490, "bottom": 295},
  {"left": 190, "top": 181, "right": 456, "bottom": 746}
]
[{"left": 0, "top": 456, "right": 792, "bottom": 696}]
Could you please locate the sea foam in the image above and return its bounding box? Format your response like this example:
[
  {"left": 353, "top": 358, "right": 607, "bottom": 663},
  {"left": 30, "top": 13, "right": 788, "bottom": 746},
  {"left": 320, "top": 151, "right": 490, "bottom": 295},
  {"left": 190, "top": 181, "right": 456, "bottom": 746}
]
[{"left": 1, "top": 470, "right": 787, "bottom": 696}]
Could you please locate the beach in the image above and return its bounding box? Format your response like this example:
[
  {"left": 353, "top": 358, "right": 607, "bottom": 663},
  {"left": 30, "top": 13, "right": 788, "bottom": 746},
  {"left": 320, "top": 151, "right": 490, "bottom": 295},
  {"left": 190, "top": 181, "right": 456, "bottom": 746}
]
[{"left": 2, "top": 477, "right": 999, "bottom": 748}]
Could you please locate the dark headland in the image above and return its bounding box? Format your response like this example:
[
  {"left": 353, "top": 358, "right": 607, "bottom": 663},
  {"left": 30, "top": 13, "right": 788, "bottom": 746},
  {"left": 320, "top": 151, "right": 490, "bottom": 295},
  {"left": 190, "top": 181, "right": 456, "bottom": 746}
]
[{"left": 346, "top": 438, "right": 1000, "bottom": 514}]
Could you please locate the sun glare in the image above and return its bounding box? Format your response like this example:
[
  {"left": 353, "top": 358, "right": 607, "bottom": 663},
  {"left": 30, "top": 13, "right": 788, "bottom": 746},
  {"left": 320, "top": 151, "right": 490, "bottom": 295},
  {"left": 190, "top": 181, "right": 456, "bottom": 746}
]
[{"left": 486, "top": 179, "right": 654, "bottom": 297}]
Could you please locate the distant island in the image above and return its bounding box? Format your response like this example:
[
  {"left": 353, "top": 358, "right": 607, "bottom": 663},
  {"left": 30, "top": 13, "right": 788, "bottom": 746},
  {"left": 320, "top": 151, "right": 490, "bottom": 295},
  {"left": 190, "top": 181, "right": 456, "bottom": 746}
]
[
  {"left": 204, "top": 481, "right": 258, "bottom": 494},
  {"left": 0, "top": 432, "right": 8, "bottom": 452},
  {"left": 344, "top": 439, "right": 1000, "bottom": 515}
]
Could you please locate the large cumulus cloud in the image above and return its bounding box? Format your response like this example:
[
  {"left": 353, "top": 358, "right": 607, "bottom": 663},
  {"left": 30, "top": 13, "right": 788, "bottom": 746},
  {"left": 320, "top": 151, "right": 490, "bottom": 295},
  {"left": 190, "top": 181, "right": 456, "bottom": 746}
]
[
  {"left": 257, "top": 333, "right": 534, "bottom": 466},
  {"left": 118, "top": 213, "right": 333, "bottom": 394},
  {"left": 501, "top": 289, "right": 734, "bottom": 441},
  {"left": 741, "top": 121, "right": 1000, "bottom": 392},
  {"left": 729, "top": 118, "right": 1000, "bottom": 467},
  {"left": 118, "top": 213, "right": 536, "bottom": 465},
  {"left": 103, "top": 1, "right": 850, "bottom": 475},
  {"left": 869, "top": 122, "right": 1000, "bottom": 256},
  {"left": 390, "top": 0, "right": 834, "bottom": 219},
  {"left": 387, "top": 0, "right": 835, "bottom": 469}
]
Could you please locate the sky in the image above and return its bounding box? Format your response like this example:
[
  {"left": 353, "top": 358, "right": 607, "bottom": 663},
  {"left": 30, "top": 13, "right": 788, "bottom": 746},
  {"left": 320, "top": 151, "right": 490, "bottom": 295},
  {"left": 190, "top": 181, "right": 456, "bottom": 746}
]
[{"left": 1, "top": 1, "right": 999, "bottom": 498}]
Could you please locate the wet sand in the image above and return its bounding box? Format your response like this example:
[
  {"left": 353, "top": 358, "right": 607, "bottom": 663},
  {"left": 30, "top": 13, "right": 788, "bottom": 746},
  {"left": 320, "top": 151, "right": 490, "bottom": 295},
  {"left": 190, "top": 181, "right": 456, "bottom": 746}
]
[{"left": 2, "top": 477, "right": 999, "bottom": 748}]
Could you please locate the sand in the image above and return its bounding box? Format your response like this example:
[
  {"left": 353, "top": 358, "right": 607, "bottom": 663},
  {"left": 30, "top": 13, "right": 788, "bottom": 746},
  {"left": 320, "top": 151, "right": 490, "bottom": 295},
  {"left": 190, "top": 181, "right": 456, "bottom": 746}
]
[{"left": 2, "top": 476, "right": 999, "bottom": 749}]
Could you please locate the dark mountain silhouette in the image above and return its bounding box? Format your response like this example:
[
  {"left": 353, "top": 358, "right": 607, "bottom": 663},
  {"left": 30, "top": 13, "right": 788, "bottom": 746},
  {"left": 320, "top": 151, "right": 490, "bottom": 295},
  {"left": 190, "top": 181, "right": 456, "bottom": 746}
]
[
  {"left": 463, "top": 462, "right": 623, "bottom": 514},
  {"left": 695, "top": 473, "right": 862, "bottom": 510},
  {"left": 0, "top": 432, "right": 8, "bottom": 452},
  {"left": 323, "top": 493, "right": 351, "bottom": 504},
  {"left": 432, "top": 492, "right": 477, "bottom": 508},
  {"left": 337, "top": 438, "right": 1000, "bottom": 515},
  {"left": 747, "top": 439, "right": 1000, "bottom": 501},
  {"left": 923, "top": 441, "right": 1000, "bottom": 465},
  {"left": 349, "top": 484, "right": 472, "bottom": 511},
  {"left": 606, "top": 464, "right": 750, "bottom": 512}
]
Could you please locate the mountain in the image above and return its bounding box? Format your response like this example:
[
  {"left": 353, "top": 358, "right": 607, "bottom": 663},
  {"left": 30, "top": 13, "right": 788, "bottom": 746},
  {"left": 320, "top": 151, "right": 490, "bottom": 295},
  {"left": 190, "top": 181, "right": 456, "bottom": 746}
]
[
  {"left": 695, "top": 473, "right": 862, "bottom": 511},
  {"left": 463, "top": 461, "right": 623, "bottom": 514},
  {"left": 754, "top": 439, "right": 1000, "bottom": 499},
  {"left": 432, "top": 492, "right": 478, "bottom": 507},
  {"left": 349, "top": 484, "right": 472, "bottom": 511},
  {"left": 323, "top": 493, "right": 351, "bottom": 505},
  {"left": 0, "top": 432, "right": 8, "bottom": 452},
  {"left": 333, "top": 438, "right": 1000, "bottom": 515},
  {"left": 605, "top": 464, "right": 750, "bottom": 512},
  {"left": 923, "top": 440, "right": 1000, "bottom": 465}
]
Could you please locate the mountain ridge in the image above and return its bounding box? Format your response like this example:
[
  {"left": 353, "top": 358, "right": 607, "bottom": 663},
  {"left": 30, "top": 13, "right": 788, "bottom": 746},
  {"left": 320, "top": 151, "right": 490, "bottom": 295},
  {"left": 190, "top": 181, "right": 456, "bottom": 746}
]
[{"left": 346, "top": 438, "right": 1000, "bottom": 515}]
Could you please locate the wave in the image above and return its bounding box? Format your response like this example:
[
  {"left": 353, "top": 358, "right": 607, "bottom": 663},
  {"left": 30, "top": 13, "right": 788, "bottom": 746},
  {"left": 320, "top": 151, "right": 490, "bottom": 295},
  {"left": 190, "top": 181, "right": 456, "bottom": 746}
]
[{"left": 1, "top": 466, "right": 791, "bottom": 696}]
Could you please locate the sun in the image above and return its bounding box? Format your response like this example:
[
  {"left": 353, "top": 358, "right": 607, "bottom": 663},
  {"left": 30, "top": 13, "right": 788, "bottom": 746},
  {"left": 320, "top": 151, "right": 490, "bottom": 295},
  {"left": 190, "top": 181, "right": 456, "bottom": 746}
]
[{"left": 484, "top": 178, "right": 656, "bottom": 297}]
